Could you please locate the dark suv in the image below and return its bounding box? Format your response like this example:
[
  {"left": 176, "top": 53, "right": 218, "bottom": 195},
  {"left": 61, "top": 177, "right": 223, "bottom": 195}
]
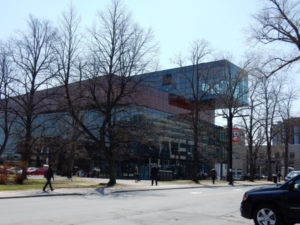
[{"left": 241, "top": 174, "right": 300, "bottom": 225}]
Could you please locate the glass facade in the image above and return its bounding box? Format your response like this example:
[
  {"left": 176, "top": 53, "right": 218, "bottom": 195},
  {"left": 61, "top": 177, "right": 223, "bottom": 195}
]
[
  {"left": 138, "top": 60, "right": 248, "bottom": 107},
  {"left": 1, "top": 60, "right": 243, "bottom": 179}
]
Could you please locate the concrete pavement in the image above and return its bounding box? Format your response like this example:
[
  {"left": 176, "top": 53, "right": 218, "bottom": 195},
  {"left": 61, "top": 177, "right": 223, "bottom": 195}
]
[
  {"left": 0, "top": 185, "right": 258, "bottom": 225},
  {"left": 0, "top": 177, "right": 277, "bottom": 199}
]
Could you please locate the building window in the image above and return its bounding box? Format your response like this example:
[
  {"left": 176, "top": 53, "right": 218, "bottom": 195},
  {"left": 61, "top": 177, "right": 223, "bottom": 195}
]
[
  {"left": 162, "top": 74, "right": 172, "bottom": 86},
  {"left": 294, "top": 126, "right": 299, "bottom": 144},
  {"left": 171, "top": 142, "right": 178, "bottom": 155},
  {"left": 290, "top": 152, "right": 295, "bottom": 159},
  {"left": 161, "top": 142, "right": 170, "bottom": 158}
]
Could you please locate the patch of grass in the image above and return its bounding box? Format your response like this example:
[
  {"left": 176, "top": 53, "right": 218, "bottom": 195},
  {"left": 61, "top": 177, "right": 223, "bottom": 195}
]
[{"left": 0, "top": 177, "right": 102, "bottom": 191}]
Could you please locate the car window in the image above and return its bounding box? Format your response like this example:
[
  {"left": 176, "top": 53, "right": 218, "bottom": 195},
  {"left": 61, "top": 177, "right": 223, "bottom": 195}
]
[{"left": 288, "top": 171, "right": 300, "bottom": 178}]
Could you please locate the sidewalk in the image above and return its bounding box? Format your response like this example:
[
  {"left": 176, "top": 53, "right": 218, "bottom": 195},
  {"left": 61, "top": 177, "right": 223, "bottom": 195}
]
[{"left": 0, "top": 178, "right": 276, "bottom": 199}]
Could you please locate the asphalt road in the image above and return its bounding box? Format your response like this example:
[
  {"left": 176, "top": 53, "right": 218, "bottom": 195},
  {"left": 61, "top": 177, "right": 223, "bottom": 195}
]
[{"left": 0, "top": 186, "right": 256, "bottom": 225}]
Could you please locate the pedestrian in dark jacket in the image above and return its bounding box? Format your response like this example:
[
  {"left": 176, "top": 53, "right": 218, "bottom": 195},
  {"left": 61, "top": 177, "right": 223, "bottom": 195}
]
[
  {"left": 151, "top": 165, "right": 159, "bottom": 186},
  {"left": 134, "top": 166, "right": 140, "bottom": 183},
  {"left": 43, "top": 165, "right": 54, "bottom": 192},
  {"left": 227, "top": 168, "right": 234, "bottom": 186},
  {"left": 211, "top": 169, "right": 217, "bottom": 184},
  {"left": 277, "top": 172, "right": 282, "bottom": 183}
]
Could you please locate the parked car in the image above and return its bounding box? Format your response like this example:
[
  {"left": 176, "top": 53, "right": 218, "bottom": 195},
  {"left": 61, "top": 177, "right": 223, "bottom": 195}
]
[
  {"left": 27, "top": 167, "right": 38, "bottom": 175},
  {"left": 260, "top": 175, "right": 268, "bottom": 179},
  {"left": 241, "top": 174, "right": 300, "bottom": 225},
  {"left": 34, "top": 167, "right": 47, "bottom": 175},
  {"left": 7, "top": 167, "right": 22, "bottom": 174},
  {"left": 285, "top": 170, "right": 300, "bottom": 181},
  {"left": 77, "top": 169, "right": 87, "bottom": 177}
]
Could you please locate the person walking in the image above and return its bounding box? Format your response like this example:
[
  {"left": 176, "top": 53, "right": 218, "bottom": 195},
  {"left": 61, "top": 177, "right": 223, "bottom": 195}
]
[
  {"left": 67, "top": 167, "right": 73, "bottom": 181},
  {"left": 150, "top": 165, "right": 159, "bottom": 186},
  {"left": 227, "top": 168, "right": 234, "bottom": 186},
  {"left": 134, "top": 166, "right": 140, "bottom": 183},
  {"left": 43, "top": 164, "right": 54, "bottom": 192},
  {"left": 277, "top": 172, "right": 282, "bottom": 183},
  {"left": 211, "top": 168, "right": 217, "bottom": 184}
]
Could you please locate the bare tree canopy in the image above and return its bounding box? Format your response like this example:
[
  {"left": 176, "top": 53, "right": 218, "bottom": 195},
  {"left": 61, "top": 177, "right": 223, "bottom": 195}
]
[
  {"left": 9, "top": 16, "right": 57, "bottom": 178},
  {"left": 278, "top": 86, "right": 298, "bottom": 176},
  {"left": 173, "top": 39, "right": 213, "bottom": 183},
  {"left": 252, "top": 0, "right": 300, "bottom": 76},
  {"left": 0, "top": 43, "right": 14, "bottom": 156},
  {"left": 238, "top": 59, "right": 266, "bottom": 181},
  {"left": 214, "top": 58, "right": 249, "bottom": 184},
  {"left": 56, "top": 3, "right": 82, "bottom": 85},
  {"left": 258, "top": 74, "right": 283, "bottom": 180},
  {"left": 58, "top": 0, "right": 158, "bottom": 186}
]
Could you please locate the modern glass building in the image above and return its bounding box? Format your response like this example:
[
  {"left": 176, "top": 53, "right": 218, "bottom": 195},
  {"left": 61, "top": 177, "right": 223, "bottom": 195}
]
[{"left": 0, "top": 60, "right": 247, "bottom": 179}]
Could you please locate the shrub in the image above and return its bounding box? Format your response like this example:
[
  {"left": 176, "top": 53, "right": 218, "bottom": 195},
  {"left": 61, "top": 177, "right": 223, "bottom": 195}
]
[
  {"left": 0, "top": 167, "right": 6, "bottom": 174},
  {"left": 14, "top": 174, "right": 25, "bottom": 184},
  {"left": 0, "top": 174, "right": 8, "bottom": 184}
]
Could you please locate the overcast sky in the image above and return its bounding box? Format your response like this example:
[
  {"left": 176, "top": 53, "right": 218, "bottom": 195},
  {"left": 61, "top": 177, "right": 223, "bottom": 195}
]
[{"left": 0, "top": 0, "right": 263, "bottom": 69}]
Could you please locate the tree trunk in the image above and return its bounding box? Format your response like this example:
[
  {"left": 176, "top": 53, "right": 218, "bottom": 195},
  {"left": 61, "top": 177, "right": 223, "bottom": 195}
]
[
  {"left": 284, "top": 126, "right": 289, "bottom": 176},
  {"left": 248, "top": 141, "right": 254, "bottom": 181},
  {"left": 21, "top": 130, "right": 32, "bottom": 180},
  {"left": 192, "top": 110, "right": 200, "bottom": 184},
  {"left": 104, "top": 144, "right": 117, "bottom": 186},
  {"left": 192, "top": 144, "right": 199, "bottom": 183},
  {"left": 267, "top": 141, "right": 272, "bottom": 181},
  {"left": 107, "top": 155, "right": 116, "bottom": 186}
]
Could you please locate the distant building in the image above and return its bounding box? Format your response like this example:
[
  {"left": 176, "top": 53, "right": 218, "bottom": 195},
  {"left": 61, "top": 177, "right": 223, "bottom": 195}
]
[
  {"left": 215, "top": 127, "right": 247, "bottom": 180},
  {"left": 232, "top": 128, "right": 247, "bottom": 179},
  {"left": 255, "top": 118, "right": 300, "bottom": 177},
  {"left": 272, "top": 118, "right": 300, "bottom": 172}
]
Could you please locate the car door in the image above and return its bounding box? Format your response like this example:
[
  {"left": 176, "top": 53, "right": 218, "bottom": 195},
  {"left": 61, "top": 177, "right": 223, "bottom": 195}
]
[{"left": 286, "top": 177, "right": 300, "bottom": 220}]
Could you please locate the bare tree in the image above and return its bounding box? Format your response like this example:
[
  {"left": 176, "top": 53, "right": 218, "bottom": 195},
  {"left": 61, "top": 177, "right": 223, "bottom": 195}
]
[
  {"left": 238, "top": 70, "right": 265, "bottom": 181},
  {"left": 9, "top": 16, "right": 57, "bottom": 178},
  {"left": 63, "top": 0, "right": 157, "bottom": 186},
  {"left": 213, "top": 59, "right": 249, "bottom": 185},
  {"left": 0, "top": 43, "right": 14, "bottom": 156},
  {"left": 173, "top": 40, "right": 215, "bottom": 183},
  {"left": 252, "top": 0, "right": 300, "bottom": 76},
  {"left": 54, "top": 114, "right": 86, "bottom": 177},
  {"left": 278, "top": 86, "right": 298, "bottom": 176},
  {"left": 258, "top": 75, "right": 283, "bottom": 180},
  {"left": 54, "top": 4, "right": 84, "bottom": 178},
  {"left": 56, "top": 3, "right": 82, "bottom": 86}
]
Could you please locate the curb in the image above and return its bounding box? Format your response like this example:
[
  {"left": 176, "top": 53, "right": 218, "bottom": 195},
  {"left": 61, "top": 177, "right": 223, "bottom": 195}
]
[
  {"left": 0, "top": 193, "right": 83, "bottom": 200},
  {"left": 110, "top": 183, "right": 270, "bottom": 194},
  {"left": 0, "top": 182, "right": 273, "bottom": 199}
]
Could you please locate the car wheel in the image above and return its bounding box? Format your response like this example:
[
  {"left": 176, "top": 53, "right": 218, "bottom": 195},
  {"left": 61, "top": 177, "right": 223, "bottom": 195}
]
[{"left": 254, "top": 205, "right": 282, "bottom": 225}]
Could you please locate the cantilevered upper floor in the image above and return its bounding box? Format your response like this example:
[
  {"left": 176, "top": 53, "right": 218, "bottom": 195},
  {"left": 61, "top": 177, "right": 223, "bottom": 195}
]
[{"left": 136, "top": 60, "right": 248, "bottom": 109}]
